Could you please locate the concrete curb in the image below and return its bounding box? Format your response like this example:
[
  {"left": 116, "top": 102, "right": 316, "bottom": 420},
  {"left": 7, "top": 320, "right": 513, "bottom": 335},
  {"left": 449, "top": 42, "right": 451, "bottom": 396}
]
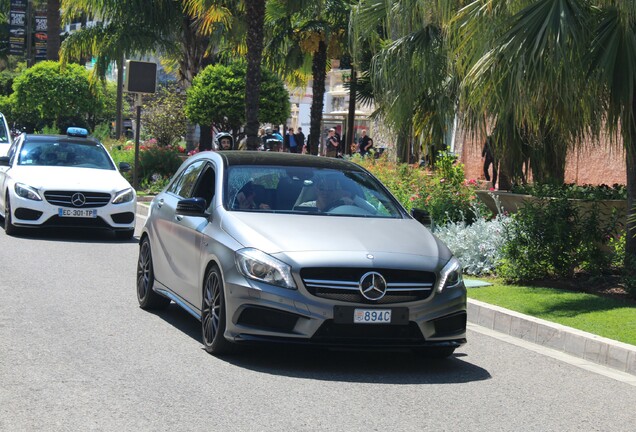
[
  {"left": 134, "top": 202, "right": 636, "bottom": 376},
  {"left": 468, "top": 298, "right": 636, "bottom": 376}
]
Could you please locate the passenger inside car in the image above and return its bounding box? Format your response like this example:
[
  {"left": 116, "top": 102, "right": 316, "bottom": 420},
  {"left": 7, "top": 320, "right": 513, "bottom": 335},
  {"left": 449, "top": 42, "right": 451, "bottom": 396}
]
[{"left": 235, "top": 182, "right": 271, "bottom": 210}]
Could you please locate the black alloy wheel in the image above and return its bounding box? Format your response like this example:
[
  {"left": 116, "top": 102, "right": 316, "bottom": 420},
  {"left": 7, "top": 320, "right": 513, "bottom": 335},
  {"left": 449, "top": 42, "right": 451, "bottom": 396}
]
[
  {"left": 136, "top": 237, "right": 170, "bottom": 309},
  {"left": 202, "top": 265, "right": 234, "bottom": 355}
]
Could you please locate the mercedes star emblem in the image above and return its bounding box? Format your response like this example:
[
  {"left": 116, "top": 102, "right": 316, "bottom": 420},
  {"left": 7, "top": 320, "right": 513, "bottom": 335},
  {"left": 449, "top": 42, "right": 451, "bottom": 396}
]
[
  {"left": 359, "top": 271, "right": 388, "bottom": 301},
  {"left": 71, "top": 193, "right": 86, "bottom": 207}
]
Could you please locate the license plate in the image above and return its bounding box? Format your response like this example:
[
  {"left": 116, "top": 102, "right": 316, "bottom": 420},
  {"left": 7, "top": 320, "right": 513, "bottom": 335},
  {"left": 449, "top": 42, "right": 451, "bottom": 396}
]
[
  {"left": 354, "top": 309, "right": 392, "bottom": 324},
  {"left": 58, "top": 208, "right": 97, "bottom": 218}
]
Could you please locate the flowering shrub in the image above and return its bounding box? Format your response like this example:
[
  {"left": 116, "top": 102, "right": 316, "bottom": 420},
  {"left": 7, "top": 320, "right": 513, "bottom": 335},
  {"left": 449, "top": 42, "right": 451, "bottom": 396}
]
[
  {"left": 355, "top": 155, "right": 429, "bottom": 212},
  {"left": 138, "top": 146, "right": 183, "bottom": 181},
  {"left": 355, "top": 151, "right": 485, "bottom": 224}
]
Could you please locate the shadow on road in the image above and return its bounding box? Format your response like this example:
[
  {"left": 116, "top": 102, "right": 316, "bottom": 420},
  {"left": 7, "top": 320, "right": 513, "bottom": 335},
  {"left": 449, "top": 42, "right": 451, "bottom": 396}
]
[{"left": 149, "top": 303, "right": 491, "bottom": 385}]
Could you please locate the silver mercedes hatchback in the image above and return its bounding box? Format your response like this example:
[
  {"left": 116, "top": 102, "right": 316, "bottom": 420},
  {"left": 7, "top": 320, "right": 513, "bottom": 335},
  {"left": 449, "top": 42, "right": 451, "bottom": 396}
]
[{"left": 137, "top": 151, "right": 466, "bottom": 357}]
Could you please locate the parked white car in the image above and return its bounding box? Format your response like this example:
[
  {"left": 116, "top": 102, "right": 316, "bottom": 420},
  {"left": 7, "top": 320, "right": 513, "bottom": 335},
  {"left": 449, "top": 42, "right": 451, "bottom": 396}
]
[
  {"left": 0, "top": 127, "right": 136, "bottom": 239},
  {"left": 0, "top": 113, "right": 11, "bottom": 156}
]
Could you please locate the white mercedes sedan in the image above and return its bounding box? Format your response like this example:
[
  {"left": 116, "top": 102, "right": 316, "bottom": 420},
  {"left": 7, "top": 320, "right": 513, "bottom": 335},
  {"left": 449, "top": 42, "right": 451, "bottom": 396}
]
[{"left": 0, "top": 127, "right": 136, "bottom": 239}]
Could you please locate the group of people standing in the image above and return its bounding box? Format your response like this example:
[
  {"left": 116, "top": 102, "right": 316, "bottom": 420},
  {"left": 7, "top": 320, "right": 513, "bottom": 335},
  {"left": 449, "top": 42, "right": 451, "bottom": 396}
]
[
  {"left": 326, "top": 128, "right": 374, "bottom": 158},
  {"left": 210, "top": 126, "right": 375, "bottom": 157}
]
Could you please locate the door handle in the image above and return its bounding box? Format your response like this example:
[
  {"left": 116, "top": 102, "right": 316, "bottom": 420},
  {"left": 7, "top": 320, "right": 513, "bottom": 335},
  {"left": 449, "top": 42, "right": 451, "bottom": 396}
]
[
  {"left": 156, "top": 199, "right": 164, "bottom": 208},
  {"left": 175, "top": 215, "right": 183, "bottom": 221}
]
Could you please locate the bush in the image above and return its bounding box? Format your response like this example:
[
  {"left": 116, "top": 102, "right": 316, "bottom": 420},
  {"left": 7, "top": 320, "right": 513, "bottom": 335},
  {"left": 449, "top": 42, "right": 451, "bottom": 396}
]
[
  {"left": 497, "top": 197, "right": 618, "bottom": 282},
  {"left": 354, "top": 154, "right": 429, "bottom": 212},
  {"left": 354, "top": 151, "right": 485, "bottom": 224},
  {"left": 141, "top": 84, "right": 187, "bottom": 147},
  {"left": 138, "top": 145, "right": 183, "bottom": 181},
  {"left": 511, "top": 182, "right": 626, "bottom": 200},
  {"left": 434, "top": 211, "right": 509, "bottom": 275}
]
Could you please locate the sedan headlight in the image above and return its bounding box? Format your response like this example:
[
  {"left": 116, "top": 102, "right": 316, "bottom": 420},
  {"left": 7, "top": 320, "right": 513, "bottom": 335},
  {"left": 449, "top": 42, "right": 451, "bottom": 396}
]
[
  {"left": 15, "top": 183, "right": 42, "bottom": 201},
  {"left": 436, "top": 257, "right": 463, "bottom": 293},
  {"left": 235, "top": 248, "right": 296, "bottom": 290},
  {"left": 112, "top": 188, "right": 134, "bottom": 204}
]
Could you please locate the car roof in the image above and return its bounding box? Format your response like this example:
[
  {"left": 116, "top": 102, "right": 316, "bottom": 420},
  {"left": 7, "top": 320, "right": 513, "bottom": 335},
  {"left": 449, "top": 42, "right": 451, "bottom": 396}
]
[
  {"left": 215, "top": 151, "right": 368, "bottom": 172},
  {"left": 22, "top": 134, "right": 101, "bottom": 146}
]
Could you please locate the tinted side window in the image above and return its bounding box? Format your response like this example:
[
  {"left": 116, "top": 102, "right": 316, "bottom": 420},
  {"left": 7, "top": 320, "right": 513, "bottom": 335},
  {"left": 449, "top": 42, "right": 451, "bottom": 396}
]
[{"left": 168, "top": 160, "right": 206, "bottom": 198}]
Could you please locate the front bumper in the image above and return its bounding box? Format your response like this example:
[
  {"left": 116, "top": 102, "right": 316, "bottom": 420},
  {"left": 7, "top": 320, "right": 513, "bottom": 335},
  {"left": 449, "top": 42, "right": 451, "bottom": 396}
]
[
  {"left": 9, "top": 194, "right": 136, "bottom": 231},
  {"left": 223, "top": 274, "right": 467, "bottom": 348}
]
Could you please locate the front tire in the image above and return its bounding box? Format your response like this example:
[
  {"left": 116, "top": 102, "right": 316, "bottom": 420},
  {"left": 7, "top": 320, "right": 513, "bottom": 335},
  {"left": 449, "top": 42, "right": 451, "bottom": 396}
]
[
  {"left": 201, "top": 265, "right": 234, "bottom": 355},
  {"left": 136, "top": 237, "right": 170, "bottom": 309},
  {"left": 4, "top": 194, "right": 18, "bottom": 236}
]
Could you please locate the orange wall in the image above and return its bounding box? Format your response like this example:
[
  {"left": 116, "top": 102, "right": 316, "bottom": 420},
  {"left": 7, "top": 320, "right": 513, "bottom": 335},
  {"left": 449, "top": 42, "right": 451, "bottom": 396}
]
[{"left": 456, "top": 130, "right": 627, "bottom": 187}]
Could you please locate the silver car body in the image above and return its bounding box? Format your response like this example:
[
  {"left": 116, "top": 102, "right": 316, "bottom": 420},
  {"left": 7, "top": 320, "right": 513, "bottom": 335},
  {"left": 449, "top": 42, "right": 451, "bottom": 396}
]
[{"left": 141, "top": 151, "right": 466, "bottom": 350}]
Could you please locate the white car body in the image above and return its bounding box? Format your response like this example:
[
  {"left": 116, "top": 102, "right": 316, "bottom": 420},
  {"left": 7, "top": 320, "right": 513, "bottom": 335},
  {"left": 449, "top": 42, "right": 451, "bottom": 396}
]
[
  {"left": 0, "top": 113, "right": 12, "bottom": 157},
  {"left": 0, "top": 130, "right": 136, "bottom": 238}
]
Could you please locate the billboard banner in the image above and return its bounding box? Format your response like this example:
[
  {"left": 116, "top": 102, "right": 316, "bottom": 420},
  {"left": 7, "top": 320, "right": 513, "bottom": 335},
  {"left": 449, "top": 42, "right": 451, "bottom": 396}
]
[
  {"left": 34, "top": 6, "right": 48, "bottom": 60},
  {"left": 9, "top": 0, "right": 27, "bottom": 56}
]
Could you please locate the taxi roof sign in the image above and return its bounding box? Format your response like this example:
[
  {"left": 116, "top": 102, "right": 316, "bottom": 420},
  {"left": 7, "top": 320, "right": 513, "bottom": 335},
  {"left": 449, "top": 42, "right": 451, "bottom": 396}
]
[{"left": 67, "top": 127, "right": 89, "bottom": 137}]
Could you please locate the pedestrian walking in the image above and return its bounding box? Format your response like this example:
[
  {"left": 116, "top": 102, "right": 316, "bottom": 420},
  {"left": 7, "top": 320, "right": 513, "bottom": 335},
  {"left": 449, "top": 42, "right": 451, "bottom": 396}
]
[{"left": 482, "top": 135, "right": 497, "bottom": 186}]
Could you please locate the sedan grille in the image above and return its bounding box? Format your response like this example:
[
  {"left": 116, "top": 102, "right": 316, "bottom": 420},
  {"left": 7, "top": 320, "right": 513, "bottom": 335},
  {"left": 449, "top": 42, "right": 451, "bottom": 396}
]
[
  {"left": 300, "top": 267, "right": 436, "bottom": 304},
  {"left": 44, "top": 191, "right": 111, "bottom": 208}
]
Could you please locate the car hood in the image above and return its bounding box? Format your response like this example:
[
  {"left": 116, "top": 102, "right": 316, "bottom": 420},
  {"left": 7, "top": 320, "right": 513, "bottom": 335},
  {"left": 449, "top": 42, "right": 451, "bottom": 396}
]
[
  {"left": 9, "top": 166, "right": 132, "bottom": 193},
  {"left": 221, "top": 212, "right": 450, "bottom": 268}
]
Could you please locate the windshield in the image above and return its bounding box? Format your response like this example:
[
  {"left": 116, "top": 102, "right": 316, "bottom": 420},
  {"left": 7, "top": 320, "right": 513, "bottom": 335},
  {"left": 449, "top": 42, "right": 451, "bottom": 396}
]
[
  {"left": 225, "top": 165, "right": 404, "bottom": 218},
  {"left": 17, "top": 140, "right": 115, "bottom": 170}
]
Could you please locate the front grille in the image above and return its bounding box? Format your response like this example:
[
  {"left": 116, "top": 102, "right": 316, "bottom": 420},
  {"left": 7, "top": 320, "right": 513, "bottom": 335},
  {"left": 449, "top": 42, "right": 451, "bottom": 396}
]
[
  {"left": 301, "top": 267, "right": 436, "bottom": 304},
  {"left": 44, "top": 191, "right": 111, "bottom": 208}
]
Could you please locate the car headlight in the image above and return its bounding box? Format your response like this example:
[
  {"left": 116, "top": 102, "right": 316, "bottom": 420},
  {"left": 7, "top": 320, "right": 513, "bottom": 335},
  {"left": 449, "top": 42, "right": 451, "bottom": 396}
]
[
  {"left": 235, "top": 248, "right": 296, "bottom": 290},
  {"left": 112, "top": 188, "right": 134, "bottom": 204},
  {"left": 436, "top": 257, "right": 463, "bottom": 293},
  {"left": 14, "top": 183, "right": 42, "bottom": 201}
]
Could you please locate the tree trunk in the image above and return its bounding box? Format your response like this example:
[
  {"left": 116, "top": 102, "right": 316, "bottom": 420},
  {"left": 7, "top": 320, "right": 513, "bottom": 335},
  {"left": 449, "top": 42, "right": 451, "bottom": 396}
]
[
  {"left": 309, "top": 40, "right": 328, "bottom": 156},
  {"left": 46, "top": 0, "right": 61, "bottom": 61},
  {"left": 245, "top": 0, "right": 266, "bottom": 150},
  {"left": 115, "top": 55, "right": 124, "bottom": 139},
  {"left": 346, "top": 67, "right": 356, "bottom": 156}
]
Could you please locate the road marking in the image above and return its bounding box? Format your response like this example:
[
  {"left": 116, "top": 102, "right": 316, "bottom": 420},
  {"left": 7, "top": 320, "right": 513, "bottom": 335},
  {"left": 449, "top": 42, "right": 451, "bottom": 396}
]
[{"left": 469, "top": 323, "right": 636, "bottom": 387}]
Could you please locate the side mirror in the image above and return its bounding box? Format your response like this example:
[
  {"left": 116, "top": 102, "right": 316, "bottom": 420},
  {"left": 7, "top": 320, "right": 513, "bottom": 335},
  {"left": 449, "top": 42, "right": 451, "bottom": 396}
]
[
  {"left": 119, "top": 162, "right": 132, "bottom": 172},
  {"left": 411, "top": 207, "right": 432, "bottom": 227},
  {"left": 0, "top": 156, "right": 10, "bottom": 167},
  {"left": 176, "top": 197, "right": 208, "bottom": 217}
]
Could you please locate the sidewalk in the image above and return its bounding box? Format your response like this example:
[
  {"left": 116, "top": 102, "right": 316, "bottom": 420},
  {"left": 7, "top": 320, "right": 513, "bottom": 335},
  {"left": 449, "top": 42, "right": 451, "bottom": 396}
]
[
  {"left": 135, "top": 201, "right": 636, "bottom": 376},
  {"left": 468, "top": 298, "right": 636, "bottom": 376}
]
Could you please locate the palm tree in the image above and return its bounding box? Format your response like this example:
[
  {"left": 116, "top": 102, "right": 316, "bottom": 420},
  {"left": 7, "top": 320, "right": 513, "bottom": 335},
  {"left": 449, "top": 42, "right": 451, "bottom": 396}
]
[
  {"left": 453, "top": 0, "right": 635, "bottom": 273},
  {"left": 265, "top": 0, "right": 351, "bottom": 155},
  {"left": 60, "top": 0, "right": 229, "bottom": 147},
  {"left": 350, "top": 1, "right": 459, "bottom": 164},
  {"left": 46, "top": 0, "right": 61, "bottom": 61},
  {"left": 244, "top": 0, "right": 266, "bottom": 150}
]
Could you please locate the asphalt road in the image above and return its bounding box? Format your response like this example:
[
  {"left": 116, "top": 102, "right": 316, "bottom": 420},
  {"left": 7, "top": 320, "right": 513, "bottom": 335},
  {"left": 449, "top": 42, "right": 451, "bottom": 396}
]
[{"left": 1, "top": 221, "right": 635, "bottom": 432}]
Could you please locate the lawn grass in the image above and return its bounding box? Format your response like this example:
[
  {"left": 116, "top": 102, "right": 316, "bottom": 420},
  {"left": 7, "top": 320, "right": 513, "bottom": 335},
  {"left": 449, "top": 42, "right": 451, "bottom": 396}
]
[{"left": 467, "top": 281, "right": 636, "bottom": 346}]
